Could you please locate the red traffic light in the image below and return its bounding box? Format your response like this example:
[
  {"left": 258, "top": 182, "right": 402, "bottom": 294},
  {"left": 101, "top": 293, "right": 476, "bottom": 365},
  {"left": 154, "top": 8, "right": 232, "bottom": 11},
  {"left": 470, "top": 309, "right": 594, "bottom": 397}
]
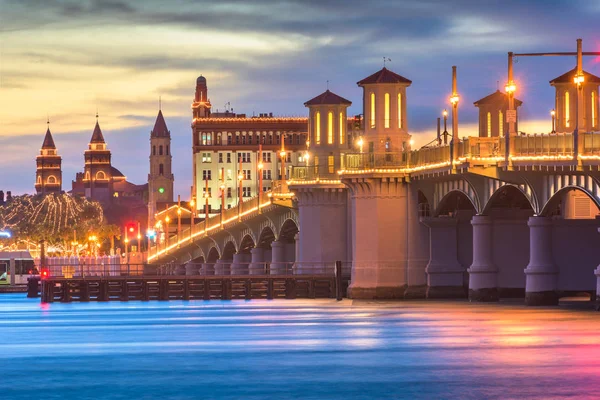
[
  {"left": 129, "top": 227, "right": 134, "bottom": 233},
  {"left": 41, "top": 270, "right": 49, "bottom": 278}
]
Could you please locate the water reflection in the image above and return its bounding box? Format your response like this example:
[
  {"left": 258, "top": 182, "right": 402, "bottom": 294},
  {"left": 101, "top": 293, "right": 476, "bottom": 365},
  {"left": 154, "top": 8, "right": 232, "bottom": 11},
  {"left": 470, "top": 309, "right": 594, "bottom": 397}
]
[{"left": 1, "top": 294, "right": 600, "bottom": 399}]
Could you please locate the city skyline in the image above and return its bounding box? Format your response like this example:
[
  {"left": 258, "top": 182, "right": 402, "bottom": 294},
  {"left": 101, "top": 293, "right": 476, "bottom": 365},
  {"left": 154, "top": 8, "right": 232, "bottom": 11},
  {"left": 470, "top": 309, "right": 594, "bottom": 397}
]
[{"left": 2, "top": 0, "right": 600, "bottom": 195}]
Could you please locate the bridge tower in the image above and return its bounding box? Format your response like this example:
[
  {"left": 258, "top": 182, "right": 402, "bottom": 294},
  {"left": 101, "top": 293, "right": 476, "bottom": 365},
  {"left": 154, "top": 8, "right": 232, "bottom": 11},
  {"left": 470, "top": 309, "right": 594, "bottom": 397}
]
[
  {"left": 550, "top": 68, "right": 600, "bottom": 133},
  {"left": 83, "top": 117, "right": 113, "bottom": 202},
  {"left": 290, "top": 90, "right": 353, "bottom": 267},
  {"left": 357, "top": 67, "right": 412, "bottom": 153}
]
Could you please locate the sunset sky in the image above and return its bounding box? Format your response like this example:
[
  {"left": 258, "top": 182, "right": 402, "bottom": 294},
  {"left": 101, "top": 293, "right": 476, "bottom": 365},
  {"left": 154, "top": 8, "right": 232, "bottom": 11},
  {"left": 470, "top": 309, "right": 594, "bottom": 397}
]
[{"left": 1, "top": 0, "right": 600, "bottom": 196}]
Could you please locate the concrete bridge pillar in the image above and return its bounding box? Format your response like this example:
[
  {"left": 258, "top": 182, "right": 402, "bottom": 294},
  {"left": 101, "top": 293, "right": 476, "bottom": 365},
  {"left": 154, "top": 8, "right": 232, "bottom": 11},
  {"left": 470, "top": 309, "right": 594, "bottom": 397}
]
[
  {"left": 405, "top": 187, "right": 429, "bottom": 299},
  {"left": 249, "top": 247, "right": 266, "bottom": 275},
  {"left": 270, "top": 240, "right": 287, "bottom": 274},
  {"left": 231, "top": 252, "right": 250, "bottom": 275},
  {"left": 345, "top": 178, "right": 408, "bottom": 299},
  {"left": 185, "top": 262, "right": 201, "bottom": 276},
  {"left": 215, "top": 259, "right": 231, "bottom": 275},
  {"left": 524, "top": 216, "right": 558, "bottom": 306},
  {"left": 422, "top": 217, "right": 466, "bottom": 298},
  {"left": 202, "top": 263, "right": 215, "bottom": 275},
  {"left": 468, "top": 215, "right": 498, "bottom": 302},
  {"left": 596, "top": 228, "right": 600, "bottom": 307}
]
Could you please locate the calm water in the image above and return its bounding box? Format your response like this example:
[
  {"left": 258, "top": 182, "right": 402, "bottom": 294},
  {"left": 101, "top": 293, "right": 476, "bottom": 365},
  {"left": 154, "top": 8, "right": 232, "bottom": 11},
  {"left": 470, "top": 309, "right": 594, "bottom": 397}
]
[{"left": 1, "top": 295, "right": 600, "bottom": 399}]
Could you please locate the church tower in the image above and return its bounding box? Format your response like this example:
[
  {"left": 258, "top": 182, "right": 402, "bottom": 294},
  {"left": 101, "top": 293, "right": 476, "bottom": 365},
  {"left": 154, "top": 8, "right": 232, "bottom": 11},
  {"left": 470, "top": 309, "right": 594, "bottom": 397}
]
[
  {"left": 84, "top": 116, "right": 113, "bottom": 202},
  {"left": 35, "top": 121, "right": 62, "bottom": 194},
  {"left": 148, "top": 108, "right": 174, "bottom": 225},
  {"left": 304, "top": 90, "right": 352, "bottom": 177},
  {"left": 357, "top": 67, "right": 412, "bottom": 153},
  {"left": 192, "top": 75, "right": 212, "bottom": 119}
]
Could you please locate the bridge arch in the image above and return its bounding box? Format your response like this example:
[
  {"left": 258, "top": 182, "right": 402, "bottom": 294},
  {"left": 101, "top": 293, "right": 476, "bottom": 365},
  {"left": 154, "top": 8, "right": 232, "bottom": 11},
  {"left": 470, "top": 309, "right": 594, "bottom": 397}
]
[
  {"left": 540, "top": 185, "right": 600, "bottom": 217},
  {"left": 435, "top": 190, "right": 478, "bottom": 216},
  {"left": 239, "top": 234, "right": 256, "bottom": 254},
  {"left": 482, "top": 184, "right": 536, "bottom": 215},
  {"left": 206, "top": 247, "right": 220, "bottom": 263},
  {"left": 432, "top": 178, "right": 480, "bottom": 216},
  {"left": 221, "top": 241, "right": 237, "bottom": 260},
  {"left": 279, "top": 218, "right": 299, "bottom": 243},
  {"left": 257, "top": 225, "right": 276, "bottom": 248}
]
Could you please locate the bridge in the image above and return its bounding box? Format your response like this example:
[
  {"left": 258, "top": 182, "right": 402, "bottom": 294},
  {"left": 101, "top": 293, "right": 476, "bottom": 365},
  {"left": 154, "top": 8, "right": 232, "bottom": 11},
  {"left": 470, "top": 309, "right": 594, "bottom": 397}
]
[{"left": 149, "top": 40, "right": 600, "bottom": 306}]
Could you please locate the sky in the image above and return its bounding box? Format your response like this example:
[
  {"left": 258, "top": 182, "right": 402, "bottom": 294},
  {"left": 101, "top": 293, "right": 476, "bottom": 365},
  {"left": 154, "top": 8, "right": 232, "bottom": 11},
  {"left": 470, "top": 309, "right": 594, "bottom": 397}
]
[{"left": 1, "top": 0, "right": 600, "bottom": 196}]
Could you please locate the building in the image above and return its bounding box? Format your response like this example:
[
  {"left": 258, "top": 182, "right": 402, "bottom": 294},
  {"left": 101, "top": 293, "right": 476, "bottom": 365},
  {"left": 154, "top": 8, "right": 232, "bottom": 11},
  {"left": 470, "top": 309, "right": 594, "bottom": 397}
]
[
  {"left": 35, "top": 121, "right": 62, "bottom": 194},
  {"left": 190, "top": 76, "right": 310, "bottom": 215},
  {"left": 550, "top": 68, "right": 600, "bottom": 133},
  {"left": 148, "top": 109, "right": 174, "bottom": 226},
  {"left": 473, "top": 90, "right": 522, "bottom": 137}
]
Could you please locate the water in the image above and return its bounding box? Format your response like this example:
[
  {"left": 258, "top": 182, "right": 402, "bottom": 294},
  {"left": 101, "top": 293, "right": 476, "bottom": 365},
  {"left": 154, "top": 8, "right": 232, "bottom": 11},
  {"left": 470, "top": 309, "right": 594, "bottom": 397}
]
[{"left": 1, "top": 295, "right": 600, "bottom": 399}]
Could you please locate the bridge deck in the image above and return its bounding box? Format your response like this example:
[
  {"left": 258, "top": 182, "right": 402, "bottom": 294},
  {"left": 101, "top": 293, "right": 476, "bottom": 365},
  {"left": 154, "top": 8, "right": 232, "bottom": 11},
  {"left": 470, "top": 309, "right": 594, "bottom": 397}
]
[{"left": 41, "top": 274, "right": 347, "bottom": 303}]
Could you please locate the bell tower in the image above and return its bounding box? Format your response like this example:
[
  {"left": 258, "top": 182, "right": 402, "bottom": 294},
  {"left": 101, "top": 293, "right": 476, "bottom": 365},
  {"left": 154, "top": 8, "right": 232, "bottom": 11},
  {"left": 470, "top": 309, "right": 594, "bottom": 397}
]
[
  {"left": 35, "top": 120, "right": 62, "bottom": 195},
  {"left": 148, "top": 108, "right": 174, "bottom": 225},
  {"left": 84, "top": 116, "right": 113, "bottom": 202},
  {"left": 357, "top": 67, "right": 412, "bottom": 153}
]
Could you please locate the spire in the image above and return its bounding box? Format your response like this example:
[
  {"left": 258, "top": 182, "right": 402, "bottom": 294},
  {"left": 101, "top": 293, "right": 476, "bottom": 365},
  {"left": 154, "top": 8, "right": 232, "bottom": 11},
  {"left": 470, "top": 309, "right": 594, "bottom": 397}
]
[
  {"left": 41, "top": 124, "right": 56, "bottom": 149},
  {"left": 151, "top": 109, "right": 170, "bottom": 138},
  {"left": 90, "top": 118, "right": 105, "bottom": 143}
]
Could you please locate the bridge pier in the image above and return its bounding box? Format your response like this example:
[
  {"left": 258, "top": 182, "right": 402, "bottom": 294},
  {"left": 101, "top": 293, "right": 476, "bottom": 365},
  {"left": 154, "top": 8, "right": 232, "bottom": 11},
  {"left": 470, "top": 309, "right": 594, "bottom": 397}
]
[
  {"left": 270, "top": 241, "right": 287, "bottom": 275},
  {"left": 215, "top": 259, "right": 231, "bottom": 275},
  {"left": 185, "top": 262, "right": 201, "bottom": 276},
  {"left": 422, "top": 217, "right": 466, "bottom": 299},
  {"left": 202, "top": 262, "right": 215, "bottom": 275},
  {"left": 524, "top": 216, "right": 558, "bottom": 306},
  {"left": 249, "top": 247, "right": 266, "bottom": 275},
  {"left": 405, "top": 187, "right": 429, "bottom": 299},
  {"left": 231, "top": 252, "right": 250, "bottom": 275},
  {"left": 468, "top": 215, "right": 499, "bottom": 302}
]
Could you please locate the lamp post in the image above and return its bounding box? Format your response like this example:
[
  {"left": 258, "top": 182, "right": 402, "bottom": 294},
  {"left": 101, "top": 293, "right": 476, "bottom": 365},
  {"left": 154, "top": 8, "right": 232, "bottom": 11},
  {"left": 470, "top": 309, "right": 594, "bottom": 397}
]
[
  {"left": 220, "top": 183, "right": 225, "bottom": 227},
  {"left": 258, "top": 143, "right": 263, "bottom": 214},
  {"left": 204, "top": 190, "right": 209, "bottom": 236},
  {"left": 442, "top": 110, "right": 448, "bottom": 145},
  {"left": 189, "top": 197, "right": 195, "bottom": 241},
  {"left": 165, "top": 215, "right": 170, "bottom": 253},
  {"left": 449, "top": 66, "right": 460, "bottom": 165},
  {"left": 574, "top": 38, "right": 584, "bottom": 162},
  {"left": 237, "top": 168, "right": 243, "bottom": 222},
  {"left": 551, "top": 109, "right": 556, "bottom": 133},
  {"left": 279, "top": 133, "right": 287, "bottom": 193}
]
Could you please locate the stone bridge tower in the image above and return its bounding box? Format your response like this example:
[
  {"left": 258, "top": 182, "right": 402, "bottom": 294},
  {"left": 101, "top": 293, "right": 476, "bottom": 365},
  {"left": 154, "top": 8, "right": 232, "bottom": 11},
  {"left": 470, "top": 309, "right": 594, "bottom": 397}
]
[
  {"left": 148, "top": 109, "right": 174, "bottom": 226},
  {"left": 35, "top": 121, "right": 62, "bottom": 195}
]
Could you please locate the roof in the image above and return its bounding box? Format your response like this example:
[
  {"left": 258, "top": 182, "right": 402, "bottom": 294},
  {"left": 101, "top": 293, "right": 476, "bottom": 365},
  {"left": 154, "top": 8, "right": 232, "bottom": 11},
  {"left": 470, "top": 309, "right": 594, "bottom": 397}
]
[
  {"left": 304, "top": 90, "right": 352, "bottom": 106},
  {"left": 151, "top": 110, "right": 170, "bottom": 138},
  {"left": 473, "top": 90, "right": 523, "bottom": 107},
  {"left": 357, "top": 67, "right": 412, "bottom": 86},
  {"left": 41, "top": 128, "right": 56, "bottom": 149},
  {"left": 90, "top": 121, "right": 105, "bottom": 143},
  {"left": 197, "top": 75, "right": 206, "bottom": 85},
  {"left": 550, "top": 68, "right": 600, "bottom": 84},
  {"left": 110, "top": 166, "right": 125, "bottom": 178}
]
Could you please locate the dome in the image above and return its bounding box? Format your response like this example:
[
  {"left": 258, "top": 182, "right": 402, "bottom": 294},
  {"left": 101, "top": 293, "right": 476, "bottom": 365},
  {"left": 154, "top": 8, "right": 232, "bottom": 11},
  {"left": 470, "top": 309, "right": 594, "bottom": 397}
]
[{"left": 197, "top": 75, "right": 206, "bottom": 85}]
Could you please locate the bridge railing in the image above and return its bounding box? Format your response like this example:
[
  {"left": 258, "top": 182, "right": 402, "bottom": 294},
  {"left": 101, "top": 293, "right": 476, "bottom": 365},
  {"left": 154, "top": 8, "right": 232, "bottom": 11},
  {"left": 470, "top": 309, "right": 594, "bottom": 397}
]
[
  {"left": 512, "top": 133, "right": 574, "bottom": 158},
  {"left": 582, "top": 132, "right": 600, "bottom": 156},
  {"left": 159, "top": 261, "right": 352, "bottom": 277}
]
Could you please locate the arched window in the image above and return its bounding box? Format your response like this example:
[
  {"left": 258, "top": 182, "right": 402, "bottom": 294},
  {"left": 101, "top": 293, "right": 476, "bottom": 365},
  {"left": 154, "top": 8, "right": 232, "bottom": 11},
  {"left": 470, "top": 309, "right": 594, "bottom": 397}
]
[
  {"left": 96, "top": 171, "right": 106, "bottom": 180},
  {"left": 398, "top": 93, "right": 402, "bottom": 129},
  {"left": 248, "top": 134, "right": 252, "bottom": 145},
  {"left": 47, "top": 175, "right": 57, "bottom": 184},
  {"left": 217, "top": 133, "right": 222, "bottom": 145},
  {"left": 370, "top": 93, "right": 376, "bottom": 129},
  {"left": 565, "top": 91, "right": 570, "bottom": 128},
  {"left": 85, "top": 172, "right": 90, "bottom": 180},
  {"left": 339, "top": 112, "right": 344, "bottom": 144},
  {"left": 327, "top": 112, "right": 333, "bottom": 144},
  {"left": 227, "top": 133, "right": 232, "bottom": 145},
  {"left": 486, "top": 112, "right": 492, "bottom": 137},
  {"left": 37, "top": 176, "right": 41, "bottom": 184},
  {"left": 166, "top": 145, "right": 169, "bottom": 155},
  {"left": 268, "top": 133, "right": 273, "bottom": 144},
  {"left": 153, "top": 145, "right": 156, "bottom": 156},
  {"left": 207, "top": 133, "right": 212, "bottom": 145},
  {"left": 592, "top": 91, "right": 597, "bottom": 127},
  {"left": 159, "top": 145, "right": 163, "bottom": 156},
  {"left": 498, "top": 111, "right": 504, "bottom": 136},
  {"left": 159, "top": 164, "right": 164, "bottom": 175},
  {"left": 315, "top": 112, "right": 321, "bottom": 144},
  {"left": 235, "top": 133, "right": 240, "bottom": 145},
  {"left": 384, "top": 93, "right": 390, "bottom": 128}
]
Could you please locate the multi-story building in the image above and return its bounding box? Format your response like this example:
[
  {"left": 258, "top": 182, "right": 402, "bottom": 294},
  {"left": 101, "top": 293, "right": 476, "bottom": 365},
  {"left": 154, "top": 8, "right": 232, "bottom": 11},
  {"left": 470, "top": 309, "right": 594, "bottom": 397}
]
[{"left": 191, "top": 76, "right": 309, "bottom": 215}]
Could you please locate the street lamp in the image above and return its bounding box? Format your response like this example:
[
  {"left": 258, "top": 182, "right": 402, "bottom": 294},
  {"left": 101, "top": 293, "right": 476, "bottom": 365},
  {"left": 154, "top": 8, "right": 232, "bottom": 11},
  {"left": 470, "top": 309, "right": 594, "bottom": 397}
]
[
  {"left": 357, "top": 137, "right": 364, "bottom": 153},
  {"left": 551, "top": 109, "right": 556, "bottom": 133},
  {"left": 220, "top": 183, "right": 225, "bottom": 226},
  {"left": 574, "top": 72, "right": 585, "bottom": 160},
  {"left": 165, "top": 215, "right": 170, "bottom": 253}
]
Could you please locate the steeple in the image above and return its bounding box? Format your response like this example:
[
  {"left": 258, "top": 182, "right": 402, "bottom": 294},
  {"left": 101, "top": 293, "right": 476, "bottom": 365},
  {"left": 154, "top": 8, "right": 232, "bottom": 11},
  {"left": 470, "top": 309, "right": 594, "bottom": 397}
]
[
  {"left": 35, "top": 120, "right": 62, "bottom": 195},
  {"left": 90, "top": 121, "right": 105, "bottom": 143},
  {"left": 151, "top": 110, "right": 170, "bottom": 138}
]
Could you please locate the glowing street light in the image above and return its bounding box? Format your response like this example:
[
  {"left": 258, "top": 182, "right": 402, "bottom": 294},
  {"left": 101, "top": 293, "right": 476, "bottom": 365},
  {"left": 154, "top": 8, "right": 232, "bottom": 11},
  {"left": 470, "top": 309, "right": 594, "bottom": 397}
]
[
  {"left": 357, "top": 137, "right": 364, "bottom": 153},
  {"left": 551, "top": 109, "right": 556, "bottom": 133}
]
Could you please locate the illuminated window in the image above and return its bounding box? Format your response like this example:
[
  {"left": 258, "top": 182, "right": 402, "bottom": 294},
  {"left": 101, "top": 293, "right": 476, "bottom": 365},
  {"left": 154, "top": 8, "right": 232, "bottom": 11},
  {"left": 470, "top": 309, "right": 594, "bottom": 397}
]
[
  {"left": 384, "top": 93, "right": 390, "bottom": 128},
  {"left": 592, "top": 91, "right": 597, "bottom": 127},
  {"left": 328, "top": 155, "right": 334, "bottom": 174},
  {"left": 96, "top": 171, "right": 106, "bottom": 180},
  {"left": 47, "top": 176, "right": 56, "bottom": 184},
  {"left": 498, "top": 111, "right": 503, "bottom": 136},
  {"left": 327, "top": 112, "right": 333, "bottom": 144},
  {"left": 565, "top": 91, "right": 570, "bottom": 128},
  {"left": 37, "top": 176, "right": 41, "bottom": 184},
  {"left": 487, "top": 112, "right": 491, "bottom": 137},
  {"left": 85, "top": 172, "right": 90, "bottom": 180},
  {"left": 398, "top": 93, "right": 402, "bottom": 129},
  {"left": 339, "top": 112, "right": 344, "bottom": 144},
  {"left": 315, "top": 112, "right": 321, "bottom": 144},
  {"left": 370, "top": 93, "right": 376, "bottom": 128}
]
